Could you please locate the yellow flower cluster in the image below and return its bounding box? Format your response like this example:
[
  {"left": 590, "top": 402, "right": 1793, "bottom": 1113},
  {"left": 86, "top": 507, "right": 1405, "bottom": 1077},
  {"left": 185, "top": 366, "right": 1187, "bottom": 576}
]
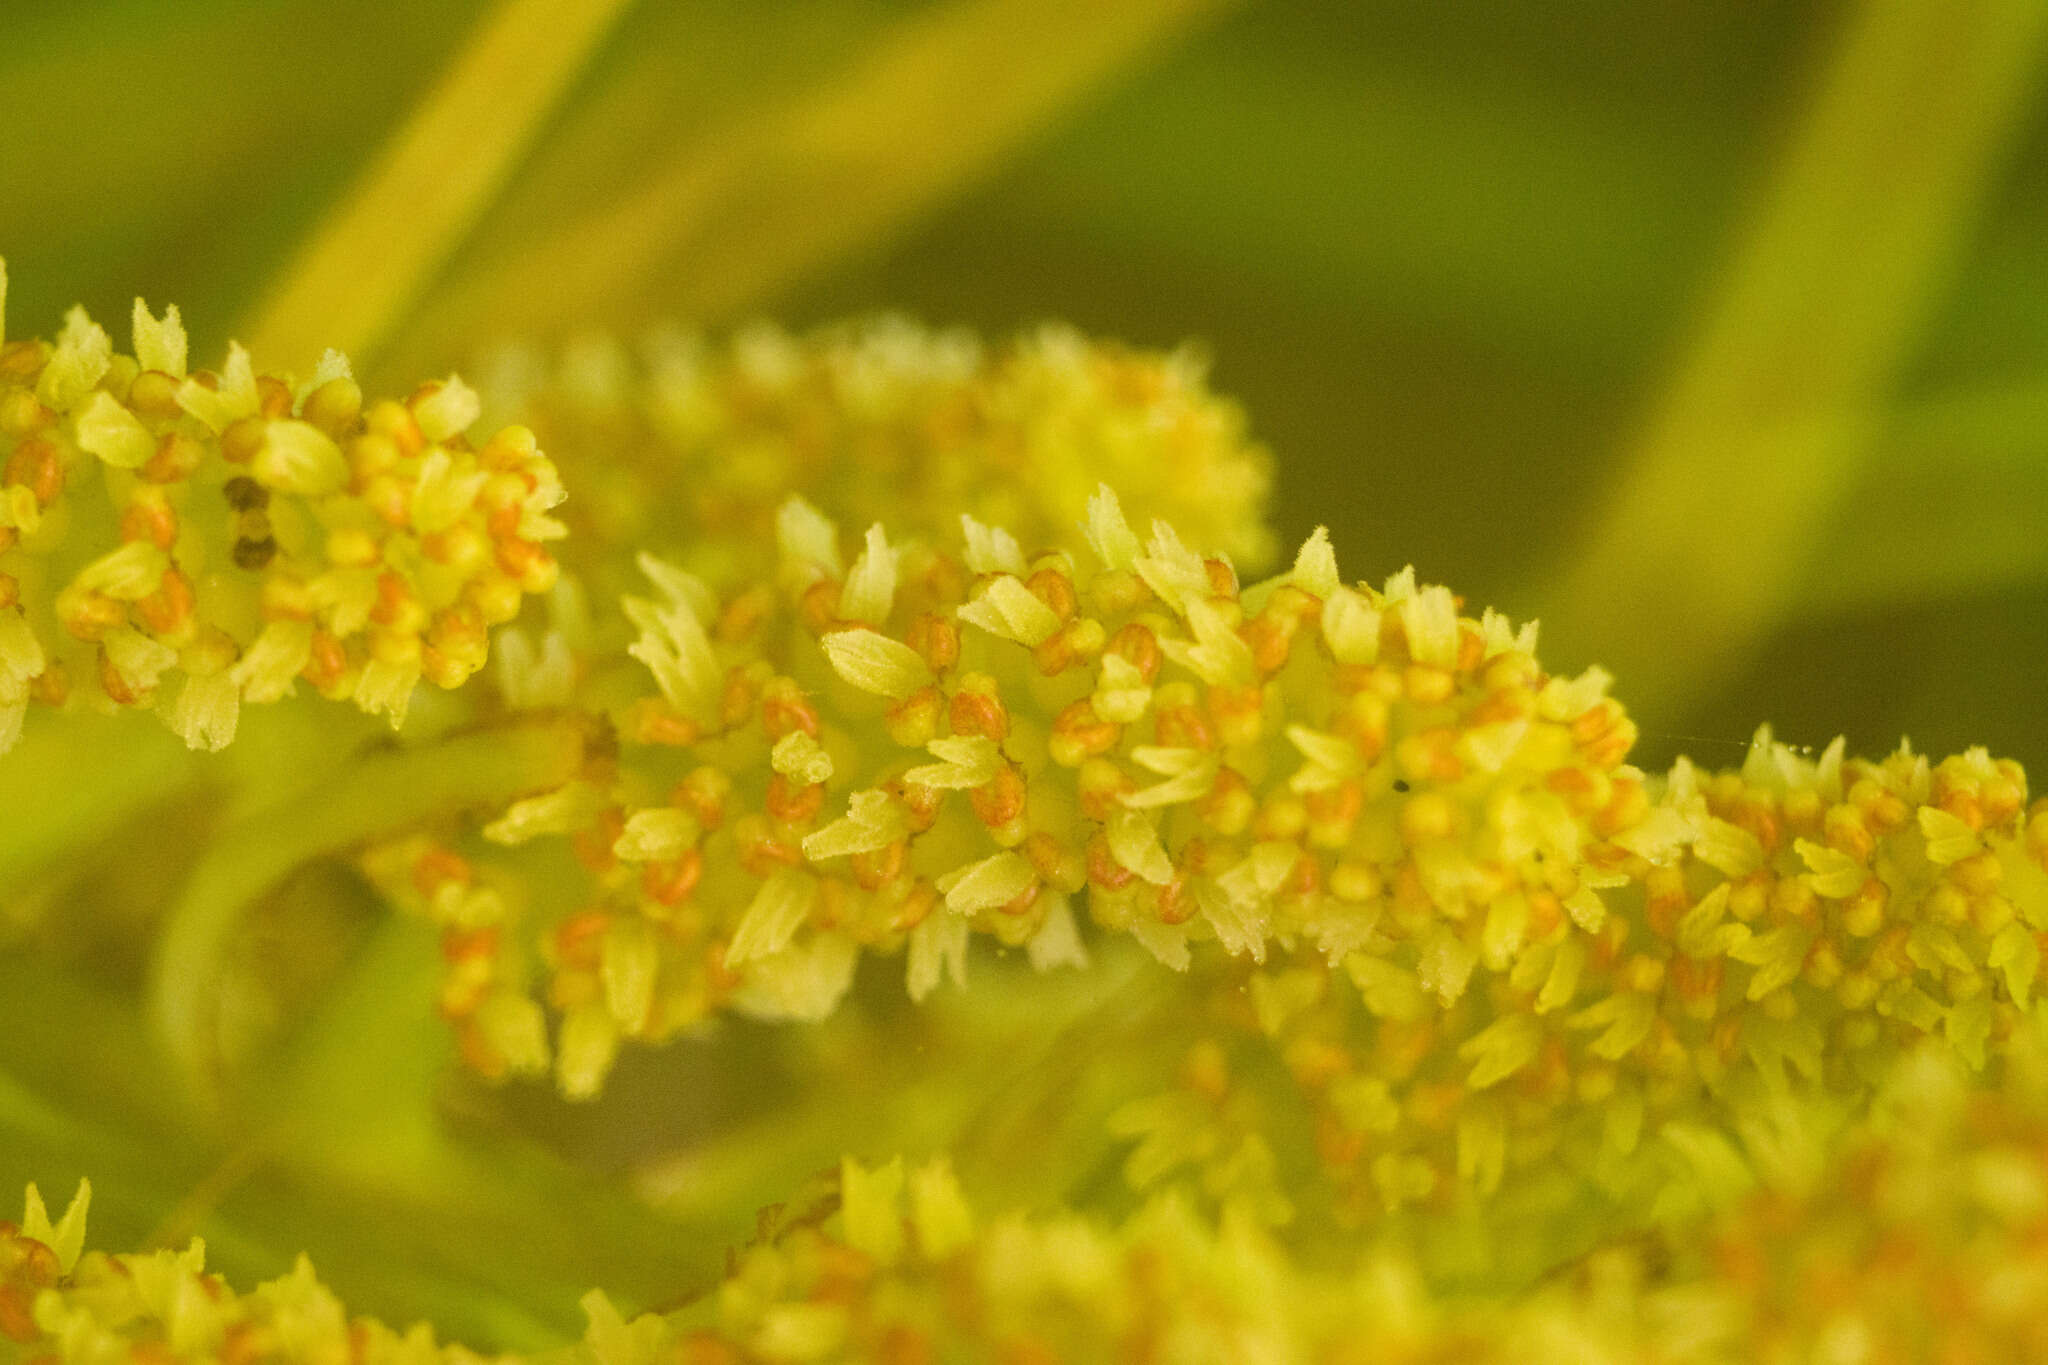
[
  {"left": 366, "top": 483, "right": 1666, "bottom": 1099},
  {"left": 1128, "top": 727, "right": 2048, "bottom": 1227},
  {"left": 13, "top": 1046, "right": 2044, "bottom": 1363},
  {"left": 479, "top": 316, "right": 1275, "bottom": 596},
  {"left": 0, "top": 260, "right": 565, "bottom": 752}
]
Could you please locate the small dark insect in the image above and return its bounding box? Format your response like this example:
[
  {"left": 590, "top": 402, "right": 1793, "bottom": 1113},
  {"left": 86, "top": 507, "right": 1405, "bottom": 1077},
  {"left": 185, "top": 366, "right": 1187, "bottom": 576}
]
[
  {"left": 223, "top": 476, "right": 277, "bottom": 569},
  {"left": 221, "top": 475, "right": 268, "bottom": 512},
  {"left": 232, "top": 536, "right": 278, "bottom": 570}
]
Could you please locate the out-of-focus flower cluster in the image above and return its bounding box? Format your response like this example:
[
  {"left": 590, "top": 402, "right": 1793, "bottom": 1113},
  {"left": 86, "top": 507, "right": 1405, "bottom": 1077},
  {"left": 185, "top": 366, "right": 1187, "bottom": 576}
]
[
  {"left": 479, "top": 317, "right": 1275, "bottom": 598},
  {"left": 9, "top": 1042, "right": 2047, "bottom": 1363}
]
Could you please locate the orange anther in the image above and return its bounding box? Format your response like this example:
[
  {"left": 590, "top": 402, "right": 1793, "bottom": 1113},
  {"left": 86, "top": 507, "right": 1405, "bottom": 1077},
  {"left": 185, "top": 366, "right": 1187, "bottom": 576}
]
[
  {"left": 135, "top": 569, "right": 195, "bottom": 636},
  {"left": 120, "top": 496, "right": 178, "bottom": 550},
  {"left": 720, "top": 667, "right": 759, "bottom": 728},
  {"left": 364, "top": 398, "right": 424, "bottom": 457},
  {"left": 890, "top": 880, "right": 939, "bottom": 933},
  {"left": 624, "top": 698, "right": 701, "bottom": 747},
  {"left": 1153, "top": 700, "right": 1213, "bottom": 750},
  {"left": 302, "top": 629, "right": 348, "bottom": 687},
  {"left": 1087, "top": 833, "right": 1136, "bottom": 890},
  {"left": 1025, "top": 566, "right": 1078, "bottom": 621},
  {"left": 850, "top": 838, "right": 907, "bottom": 891},
  {"left": 970, "top": 764, "right": 1027, "bottom": 830},
  {"left": 1107, "top": 621, "right": 1162, "bottom": 682},
  {"left": 948, "top": 683, "right": 1009, "bottom": 744},
  {"left": 905, "top": 612, "right": 960, "bottom": 673},
  {"left": 642, "top": 848, "right": 705, "bottom": 906},
  {"left": 4, "top": 435, "right": 63, "bottom": 505},
  {"left": 800, "top": 579, "right": 842, "bottom": 633},
  {"left": 672, "top": 767, "right": 732, "bottom": 829},
  {"left": 440, "top": 924, "right": 500, "bottom": 965},
  {"left": 1156, "top": 873, "right": 1195, "bottom": 925},
  {"left": 256, "top": 375, "right": 294, "bottom": 418},
  {"left": 760, "top": 679, "right": 821, "bottom": 740},
  {"left": 64, "top": 592, "right": 126, "bottom": 642},
  {"left": 1049, "top": 698, "right": 1118, "bottom": 766},
  {"left": 1455, "top": 624, "right": 1486, "bottom": 672},
  {"left": 767, "top": 773, "right": 826, "bottom": 825},
  {"left": 552, "top": 911, "right": 611, "bottom": 971},
  {"left": 715, "top": 584, "right": 775, "bottom": 643},
  {"left": 98, "top": 648, "right": 143, "bottom": 706}
]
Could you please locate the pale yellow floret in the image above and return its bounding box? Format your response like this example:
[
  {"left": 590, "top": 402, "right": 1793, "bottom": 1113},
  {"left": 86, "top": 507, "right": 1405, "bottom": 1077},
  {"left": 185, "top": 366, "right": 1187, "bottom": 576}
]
[
  {"left": 1024, "top": 894, "right": 1090, "bottom": 971},
  {"left": 1091, "top": 653, "right": 1153, "bottom": 724},
  {"left": 162, "top": 670, "right": 241, "bottom": 752},
  {"left": 937, "top": 851, "right": 1036, "bottom": 913},
  {"left": 1107, "top": 808, "right": 1173, "bottom": 885},
  {"left": 175, "top": 341, "right": 258, "bottom": 431},
  {"left": 958, "top": 575, "right": 1062, "bottom": 647},
  {"left": 613, "top": 807, "right": 699, "bottom": 862},
  {"left": 602, "top": 916, "right": 659, "bottom": 1029},
  {"left": 1320, "top": 587, "right": 1381, "bottom": 664},
  {"left": 1159, "top": 596, "right": 1256, "bottom": 686},
  {"left": 1085, "top": 484, "right": 1142, "bottom": 571},
  {"left": 823, "top": 627, "right": 931, "bottom": 699},
  {"left": 22, "top": 1178, "right": 91, "bottom": 1274},
  {"left": 413, "top": 375, "right": 481, "bottom": 442},
  {"left": 727, "top": 867, "right": 819, "bottom": 965},
  {"left": 73, "top": 390, "right": 156, "bottom": 468},
  {"left": 777, "top": 495, "right": 843, "bottom": 577},
  {"left": 804, "top": 790, "right": 910, "bottom": 859},
  {"left": 410, "top": 448, "right": 489, "bottom": 534},
  {"left": 727, "top": 933, "right": 858, "bottom": 1022},
  {"left": 771, "top": 730, "right": 834, "bottom": 786},
  {"left": 907, "top": 911, "right": 970, "bottom": 1000},
  {"left": 556, "top": 1002, "right": 621, "bottom": 1101},
  {"left": 253, "top": 420, "right": 349, "bottom": 497},
  {"left": 960, "top": 513, "right": 1027, "bottom": 576},
  {"left": 839, "top": 523, "right": 900, "bottom": 624},
  {"left": 903, "top": 735, "right": 1003, "bottom": 789},
  {"left": 102, "top": 627, "right": 178, "bottom": 695},
  {"left": 38, "top": 307, "right": 112, "bottom": 411},
  {"left": 131, "top": 297, "right": 188, "bottom": 377},
  {"left": 483, "top": 780, "right": 606, "bottom": 844}
]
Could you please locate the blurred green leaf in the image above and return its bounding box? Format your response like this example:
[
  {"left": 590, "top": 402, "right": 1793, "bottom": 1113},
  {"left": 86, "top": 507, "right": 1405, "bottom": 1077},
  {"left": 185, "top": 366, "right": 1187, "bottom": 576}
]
[
  {"left": 382, "top": 0, "right": 1234, "bottom": 382},
  {"left": 1534, "top": 0, "right": 2048, "bottom": 722},
  {"left": 242, "top": 0, "right": 636, "bottom": 373},
  {"left": 1796, "top": 378, "right": 2048, "bottom": 618}
]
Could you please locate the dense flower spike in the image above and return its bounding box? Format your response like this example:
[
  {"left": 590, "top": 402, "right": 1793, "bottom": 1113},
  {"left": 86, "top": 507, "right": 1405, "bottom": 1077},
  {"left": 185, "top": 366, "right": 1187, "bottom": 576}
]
[
  {"left": 370, "top": 487, "right": 1677, "bottom": 1098},
  {"left": 479, "top": 316, "right": 1275, "bottom": 596},
  {"left": 0, "top": 262, "right": 565, "bottom": 751},
  {"left": 1143, "top": 727, "right": 2048, "bottom": 1227}
]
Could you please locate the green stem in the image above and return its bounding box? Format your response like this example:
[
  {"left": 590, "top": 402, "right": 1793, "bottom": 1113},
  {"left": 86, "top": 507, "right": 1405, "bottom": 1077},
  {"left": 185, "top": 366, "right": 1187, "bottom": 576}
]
[{"left": 147, "top": 718, "right": 583, "bottom": 1116}]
